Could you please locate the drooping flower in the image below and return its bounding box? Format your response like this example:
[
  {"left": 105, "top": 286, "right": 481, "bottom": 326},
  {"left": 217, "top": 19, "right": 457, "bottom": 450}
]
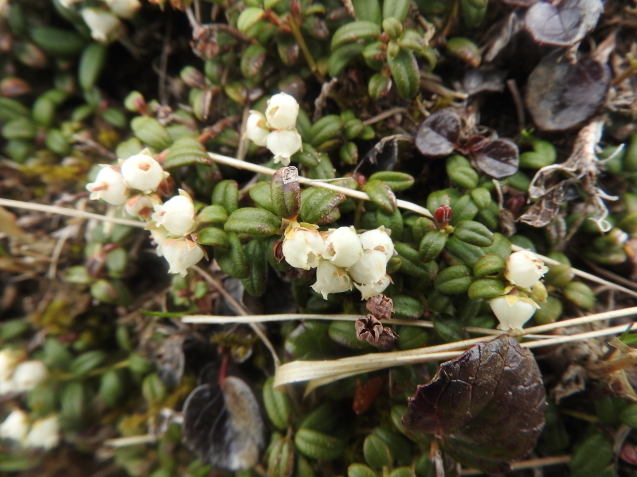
[
  {"left": 265, "top": 92, "right": 299, "bottom": 130},
  {"left": 103, "top": 0, "right": 141, "bottom": 18},
  {"left": 86, "top": 166, "right": 128, "bottom": 205},
  {"left": 147, "top": 224, "right": 169, "bottom": 256},
  {"left": 152, "top": 189, "right": 197, "bottom": 236},
  {"left": 245, "top": 111, "right": 270, "bottom": 147},
  {"left": 81, "top": 8, "right": 122, "bottom": 43},
  {"left": 282, "top": 227, "right": 325, "bottom": 270},
  {"left": 266, "top": 130, "right": 302, "bottom": 166},
  {"left": 311, "top": 260, "right": 352, "bottom": 299},
  {"left": 505, "top": 250, "right": 549, "bottom": 289},
  {"left": 11, "top": 360, "right": 49, "bottom": 392},
  {"left": 324, "top": 226, "right": 363, "bottom": 268},
  {"left": 489, "top": 295, "right": 540, "bottom": 330},
  {"left": 125, "top": 194, "right": 159, "bottom": 219},
  {"left": 162, "top": 238, "right": 205, "bottom": 276},
  {"left": 0, "top": 350, "right": 20, "bottom": 382},
  {"left": 354, "top": 275, "right": 391, "bottom": 300},
  {"left": 359, "top": 227, "right": 394, "bottom": 263},
  {"left": 25, "top": 415, "right": 60, "bottom": 450},
  {"left": 120, "top": 153, "right": 167, "bottom": 193},
  {"left": 0, "top": 409, "right": 29, "bottom": 444},
  {"left": 349, "top": 250, "right": 387, "bottom": 285}
]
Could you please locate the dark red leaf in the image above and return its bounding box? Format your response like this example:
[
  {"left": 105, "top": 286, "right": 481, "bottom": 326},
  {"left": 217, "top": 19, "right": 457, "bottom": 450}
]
[
  {"left": 472, "top": 139, "right": 519, "bottom": 179},
  {"left": 525, "top": 52, "right": 610, "bottom": 132},
  {"left": 402, "top": 335, "right": 546, "bottom": 474},
  {"left": 183, "top": 376, "right": 265, "bottom": 471},
  {"left": 524, "top": 0, "right": 603, "bottom": 47},
  {"left": 415, "top": 109, "right": 461, "bottom": 158}
]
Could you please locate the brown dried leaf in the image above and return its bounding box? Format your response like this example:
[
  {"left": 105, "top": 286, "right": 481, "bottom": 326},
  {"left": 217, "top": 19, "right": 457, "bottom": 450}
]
[
  {"left": 402, "top": 335, "right": 546, "bottom": 474},
  {"left": 472, "top": 139, "right": 519, "bottom": 179}
]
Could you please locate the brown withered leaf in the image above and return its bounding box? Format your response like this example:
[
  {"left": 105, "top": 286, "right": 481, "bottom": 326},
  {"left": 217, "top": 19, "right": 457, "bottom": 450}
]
[
  {"left": 402, "top": 335, "right": 546, "bottom": 474},
  {"left": 518, "top": 179, "right": 577, "bottom": 228},
  {"left": 415, "top": 109, "right": 461, "bottom": 158}
]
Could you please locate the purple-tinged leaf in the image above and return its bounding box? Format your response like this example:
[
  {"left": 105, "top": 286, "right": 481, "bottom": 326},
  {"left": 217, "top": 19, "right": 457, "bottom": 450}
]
[
  {"left": 473, "top": 139, "right": 519, "bottom": 179},
  {"left": 415, "top": 109, "right": 461, "bottom": 158},
  {"left": 500, "top": 0, "right": 539, "bottom": 6},
  {"left": 524, "top": 0, "right": 603, "bottom": 47},
  {"left": 525, "top": 52, "right": 610, "bottom": 132},
  {"left": 402, "top": 335, "right": 546, "bottom": 474},
  {"left": 183, "top": 376, "right": 265, "bottom": 471}
]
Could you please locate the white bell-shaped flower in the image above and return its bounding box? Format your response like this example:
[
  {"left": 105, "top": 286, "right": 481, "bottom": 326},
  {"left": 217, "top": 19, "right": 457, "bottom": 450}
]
[
  {"left": 355, "top": 275, "right": 391, "bottom": 300},
  {"left": 11, "top": 360, "right": 48, "bottom": 392},
  {"left": 103, "top": 0, "right": 141, "bottom": 18},
  {"left": 120, "top": 153, "right": 167, "bottom": 193},
  {"left": 86, "top": 166, "right": 128, "bottom": 205},
  {"left": 282, "top": 227, "right": 325, "bottom": 270},
  {"left": 349, "top": 250, "right": 387, "bottom": 285},
  {"left": 324, "top": 226, "right": 363, "bottom": 268},
  {"left": 81, "top": 8, "right": 122, "bottom": 43},
  {"left": 266, "top": 129, "right": 302, "bottom": 166},
  {"left": 147, "top": 224, "right": 169, "bottom": 256},
  {"left": 125, "top": 194, "right": 159, "bottom": 219},
  {"left": 0, "top": 409, "right": 29, "bottom": 443},
  {"left": 245, "top": 111, "right": 270, "bottom": 147},
  {"left": 359, "top": 227, "right": 394, "bottom": 263},
  {"left": 265, "top": 92, "right": 299, "bottom": 130},
  {"left": 0, "top": 350, "right": 20, "bottom": 381},
  {"left": 162, "top": 239, "right": 204, "bottom": 276},
  {"left": 505, "top": 250, "right": 549, "bottom": 289},
  {"left": 311, "top": 260, "right": 352, "bottom": 299},
  {"left": 25, "top": 415, "right": 60, "bottom": 450},
  {"left": 152, "top": 189, "right": 197, "bottom": 236},
  {"left": 490, "top": 295, "right": 540, "bottom": 330}
]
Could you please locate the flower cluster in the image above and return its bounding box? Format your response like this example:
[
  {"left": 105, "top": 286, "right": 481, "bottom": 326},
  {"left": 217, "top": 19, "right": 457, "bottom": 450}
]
[
  {"left": 86, "top": 150, "right": 206, "bottom": 276},
  {"left": 0, "top": 350, "right": 49, "bottom": 395},
  {"left": 0, "top": 410, "right": 60, "bottom": 450},
  {"left": 61, "top": 0, "right": 141, "bottom": 44},
  {"left": 489, "top": 250, "right": 549, "bottom": 331},
  {"left": 282, "top": 225, "right": 394, "bottom": 300},
  {"left": 245, "top": 93, "right": 302, "bottom": 166}
]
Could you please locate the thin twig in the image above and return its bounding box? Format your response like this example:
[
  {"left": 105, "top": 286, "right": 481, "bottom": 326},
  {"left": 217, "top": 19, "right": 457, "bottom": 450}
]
[
  {"left": 104, "top": 435, "right": 157, "bottom": 447},
  {"left": 192, "top": 265, "right": 281, "bottom": 368},
  {"left": 207, "top": 152, "right": 434, "bottom": 218},
  {"left": 362, "top": 107, "right": 410, "bottom": 126},
  {"left": 461, "top": 455, "right": 570, "bottom": 476},
  {"left": 0, "top": 198, "right": 145, "bottom": 228}
]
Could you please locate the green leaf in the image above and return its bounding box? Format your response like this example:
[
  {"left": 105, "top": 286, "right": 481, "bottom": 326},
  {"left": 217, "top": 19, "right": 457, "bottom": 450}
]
[
  {"left": 131, "top": 116, "right": 171, "bottom": 150},
  {"left": 224, "top": 207, "right": 282, "bottom": 236},
  {"left": 383, "top": 0, "right": 410, "bottom": 21},
  {"left": 434, "top": 265, "right": 473, "bottom": 295},
  {"left": 329, "top": 320, "right": 372, "bottom": 349},
  {"left": 197, "top": 205, "right": 228, "bottom": 224},
  {"left": 294, "top": 429, "right": 344, "bottom": 461},
  {"left": 299, "top": 402, "right": 339, "bottom": 433},
  {"left": 241, "top": 239, "right": 268, "bottom": 296},
  {"left": 212, "top": 180, "right": 239, "bottom": 214},
  {"left": 363, "top": 434, "right": 392, "bottom": 470},
  {"left": 387, "top": 45, "right": 419, "bottom": 99},
  {"left": 237, "top": 7, "right": 265, "bottom": 33},
  {"left": 348, "top": 463, "right": 378, "bottom": 477},
  {"left": 329, "top": 43, "right": 365, "bottom": 77},
  {"left": 215, "top": 232, "right": 249, "bottom": 279},
  {"left": 263, "top": 377, "right": 292, "bottom": 430},
  {"left": 79, "top": 43, "right": 107, "bottom": 91},
  {"left": 30, "top": 26, "right": 85, "bottom": 56},
  {"left": 300, "top": 188, "right": 346, "bottom": 224},
  {"left": 331, "top": 21, "right": 381, "bottom": 50},
  {"left": 70, "top": 350, "right": 107, "bottom": 377},
  {"left": 369, "top": 171, "right": 415, "bottom": 191},
  {"left": 164, "top": 137, "right": 211, "bottom": 168},
  {"left": 453, "top": 220, "right": 494, "bottom": 247},
  {"left": 353, "top": 0, "right": 381, "bottom": 24},
  {"left": 196, "top": 227, "right": 230, "bottom": 249},
  {"left": 570, "top": 433, "right": 614, "bottom": 477},
  {"left": 365, "top": 179, "right": 397, "bottom": 214},
  {"left": 268, "top": 437, "right": 295, "bottom": 477}
]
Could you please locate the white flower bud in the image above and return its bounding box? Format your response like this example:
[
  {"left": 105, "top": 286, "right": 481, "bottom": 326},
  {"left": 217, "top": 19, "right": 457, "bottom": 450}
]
[
  {"left": 324, "top": 226, "right": 363, "bottom": 268},
  {"left": 282, "top": 227, "right": 325, "bottom": 270},
  {"left": 12, "top": 360, "right": 48, "bottom": 392},
  {"left": 120, "top": 153, "right": 167, "bottom": 193},
  {"left": 505, "top": 250, "right": 549, "bottom": 289},
  {"left": 490, "top": 295, "right": 540, "bottom": 331},
  {"left": 245, "top": 111, "right": 270, "bottom": 147},
  {"left": 0, "top": 409, "right": 29, "bottom": 443},
  {"left": 151, "top": 190, "right": 197, "bottom": 236},
  {"left": 81, "top": 8, "right": 122, "bottom": 43},
  {"left": 125, "top": 194, "right": 160, "bottom": 219},
  {"left": 86, "top": 166, "right": 128, "bottom": 206},
  {"left": 0, "top": 349, "right": 20, "bottom": 381},
  {"left": 359, "top": 227, "right": 394, "bottom": 263},
  {"left": 349, "top": 250, "right": 387, "bottom": 285},
  {"left": 26, "top": 415, "right": 60, "bottom": 450},
  {"left": 311, "top": 260, "right": 352, "bottom": 299},
  {"left": 162, "top": 239, "right": 205, "bottom": 276},
  {"left": 265, "top": 92, "right": 299, "bottom": 130},
  {"left": 355, "top": 275, "right": 391, "bottom": 300},
  {"left": 266, "top": 129, "right": 302, "bottom": 166},
  {"left": 103, "top": 0, "right": 141, "bottom": 18}
]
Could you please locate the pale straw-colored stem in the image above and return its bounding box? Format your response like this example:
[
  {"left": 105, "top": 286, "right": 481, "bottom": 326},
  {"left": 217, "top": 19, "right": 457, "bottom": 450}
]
[
  {"left": 0, "top": 198, "right": 145, "bottom": 228},
  {"left": 207, "top": 152, "right": 434, "bottom": 218},
  {"left": 461, "top": 455, "right": 571, "bottom": 476},
  {"left": 104, "top": 435, "right": 156, "bottom": 447}
]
